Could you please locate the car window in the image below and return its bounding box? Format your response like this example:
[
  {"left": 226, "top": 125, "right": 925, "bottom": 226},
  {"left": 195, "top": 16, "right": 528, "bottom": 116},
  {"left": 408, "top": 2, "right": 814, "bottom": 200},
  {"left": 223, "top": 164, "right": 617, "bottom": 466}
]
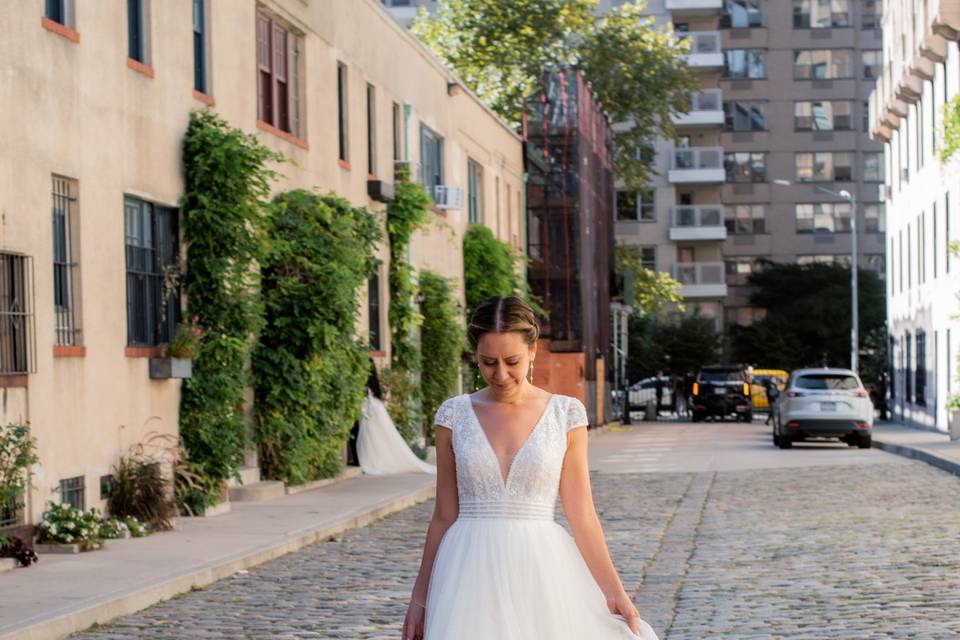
[
  {"left": 700, "top": 370, "right": 742, "bottom": 382},
  {"left": 795, "top": 374, "right": 859, "bottom": 390}
]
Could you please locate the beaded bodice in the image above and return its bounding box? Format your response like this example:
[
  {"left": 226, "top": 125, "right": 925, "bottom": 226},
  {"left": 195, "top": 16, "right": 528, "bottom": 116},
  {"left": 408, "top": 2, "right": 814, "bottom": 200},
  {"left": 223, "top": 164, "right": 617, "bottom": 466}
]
[{"left": 434, "top": 393, "right": 589, "bottom": 521}]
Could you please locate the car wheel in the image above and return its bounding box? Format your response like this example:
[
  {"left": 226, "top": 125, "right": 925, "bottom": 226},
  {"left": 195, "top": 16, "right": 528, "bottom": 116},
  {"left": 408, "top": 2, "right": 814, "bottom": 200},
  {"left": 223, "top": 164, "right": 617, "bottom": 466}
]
[
  {"left": 772, "top": 431, "right": 781, "bottom": 446},
  {"left": 692, "top": 411, "right": 703, "bottom": 423},
  {"left": 745, "top": 411, "right": 753, "bottom": 422},
  {"left": 777, "top": 433, "right": 793, "bottom": 449},
  {"left": 845, "top": 436, "right": 858, "bottom": 447},
  {"left": 857, "top": 434, "right": 872, "bottom": 449}
]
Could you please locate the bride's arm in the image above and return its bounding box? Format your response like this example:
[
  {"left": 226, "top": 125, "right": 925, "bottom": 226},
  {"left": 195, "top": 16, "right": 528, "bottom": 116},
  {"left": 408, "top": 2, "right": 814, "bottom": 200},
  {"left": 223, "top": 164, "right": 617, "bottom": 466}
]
[
  {"left": 409, "top": 425, "right": 459, "bottom": 605},
  {"left": 559, "top": 428, "right": 631, "bottom": 601}
]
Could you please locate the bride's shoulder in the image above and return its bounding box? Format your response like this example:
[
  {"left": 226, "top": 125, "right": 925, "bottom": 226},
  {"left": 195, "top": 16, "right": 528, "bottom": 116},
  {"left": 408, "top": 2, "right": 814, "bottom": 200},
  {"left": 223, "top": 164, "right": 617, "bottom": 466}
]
[{"left": 434, "top": 393, "right": 465, "bottom": 430}]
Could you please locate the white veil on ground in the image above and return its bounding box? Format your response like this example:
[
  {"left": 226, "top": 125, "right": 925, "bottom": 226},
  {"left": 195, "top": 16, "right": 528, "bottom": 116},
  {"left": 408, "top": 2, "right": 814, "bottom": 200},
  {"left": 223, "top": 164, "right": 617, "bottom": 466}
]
[{"left": 357, "top": 390, "right": 437, "bottom": 475}]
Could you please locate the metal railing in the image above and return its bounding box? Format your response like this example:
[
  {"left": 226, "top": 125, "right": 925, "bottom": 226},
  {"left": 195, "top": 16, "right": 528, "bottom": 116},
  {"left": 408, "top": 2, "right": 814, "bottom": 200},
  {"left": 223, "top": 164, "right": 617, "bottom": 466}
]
[
  {"left": 687, "top": 88, "right": 722, "bottom": 112},
  {"left": 0, "top": 252, "right": 35, "bottom": 375},
  {"left": 682, "top": 30, "right": 721, "bottom": 55},
  {"left": 670, "top": 146, "right": 724, "bottom": 170},
  {"left": 671, "top": 205, "right": 724, "bottom": 228},
  {"left": 672, "top": 262, "right": 725, "bottom": 285}
]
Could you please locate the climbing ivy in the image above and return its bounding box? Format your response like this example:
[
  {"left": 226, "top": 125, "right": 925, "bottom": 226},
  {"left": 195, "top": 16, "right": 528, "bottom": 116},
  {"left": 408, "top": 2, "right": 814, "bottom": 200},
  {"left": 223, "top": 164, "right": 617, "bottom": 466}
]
[
  {"left": 252, "top": 191, "right": 381, "bottom": 484},
  {"left": 419, "top": 270, "right": 464, "bottom": 444},
  {"left": 462, "top": 224, "right": 527, "bottom": 319},
  {"left": 179, "top": 110, "right": 281, "bottom": 491}
]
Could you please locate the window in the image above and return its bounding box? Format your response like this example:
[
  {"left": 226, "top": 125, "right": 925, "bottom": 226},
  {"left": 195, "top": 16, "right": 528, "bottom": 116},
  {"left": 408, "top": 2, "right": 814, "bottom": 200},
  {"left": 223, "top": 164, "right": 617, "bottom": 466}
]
[
  {"left": 795, "top": 152, "right": 853, "bottom": 182},
  {"left": 794, "top": 49, "right": 853, "bottom": 79},
  {"left": 100, "top": 474, "right": 115, "bottom": 500},
  {"left": 368, "top": 271, "right": 381, "bottom": 351},
  {"left": 863, "top": 100, "right": 870, "bottom": 133},
  {"left": 865, "top": 254, "right": 885, "bottom": 275},
  {"left": 720, "top": 0, "right": 762, "bottom": 28},
  {"left": 467, "top": 159, "right": 483, "bottom": 224},
  {"left": 366, "top": 84, "right": 376, "bottom": 175},
  {"left": 794, "top": 100, "right": 853, "bottom": 130},
  {"left": 335, "top": 63, "right": 348, "bottom": 161},
  {"left": 124, "top": 197, "right": 180, "bottom": 347},
  {"left": 793, "top": 0, "right": 850, "bottom": 28},
  {"left": 392, "top": 102, "right": 402, "bottom": 163},
  {"left": 0, "top": 252, "right": 35, "bottom": 375},
  {"left": 797, "top": 254, "right": 850, "bottom": 265},
  {"left": 420, "top": 125, "right": 443, "bottom": 194},
  {"left": 724, "top": 306, "right": 766, "bottom": 326},
  {"left": 864, "top": 204, "right": 886, "bottom": 233},
  {"left": 863, "top": 0, "right": 881, "bottom": 29},
  {"left": 127, "top": 0, "right": 146, "bottom": 63},
  {"left": 45, "top": 0, "right": 73, "bottom": 27},
  {"left": 723, "top": 49, "right": 766, "bottom": 79},
  {"left": 796, "top": 202, "right": 852, "bottom": 233},
  {"left": 905, "top": 330, "right": 913, "bottom": 402},
  {"left": 724, "top": 152, "right": 767, "bottom": 182},
  {"left": 640, "top": 247, "right": 656, "bottom": 271},
  {"left": 59, "top": 476, "right": 85, "bottom": 510},
  {"left": 192, "top": 0, "right": 207, "bottom": 93},
  {"left": 723, "top": 101, "right": 766, "bottom": 131},
  {"left": 862, "top": 51, "right": 882, "bottom": 80},
  {"left": 916, "top": 330, "right": 927, "bottom": 405},
  {"left": 725, "top": 257, "right": 755, "bottom": 284},
  {"left": 257, "top": 11, "right": 302, "bottom": 137},
  {"left": 52, "top": 176, "right": 81, "bottom": 347},
  {"left": 616, "top": 189, "right": 655, "bottom": 222},
  {"left": 724, "top": 204, "right": 766, "bottom": 234},
  {"left": 863, "top": 152, "right": 883, "bottom": 182}
]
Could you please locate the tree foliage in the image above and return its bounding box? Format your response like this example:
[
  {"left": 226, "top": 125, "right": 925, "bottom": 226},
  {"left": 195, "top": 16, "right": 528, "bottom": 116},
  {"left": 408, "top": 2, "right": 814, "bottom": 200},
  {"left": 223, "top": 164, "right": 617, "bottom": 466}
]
[
  {"left": 728, "top": 261, "right": 887, "bottom": 383},
  {"left": 614, "top": 243, "right": 684, "bottom": 317},
  {"left": 462, "top": 224, "right": 527, "bottom": 319},
  {"left": 940, "top": 95, "right": 960, "bottom": 164},
  {"left": 253, "top": 191, "right": 382, "bottom": 484},
  {"left": 412, "top": 0, "right": 696, "bottom": 188},
  {"left": 419, "top": 270, "right": 464, "bottom": 444},
  {"left": 627, "top": 312, "right": 722, "bottom": 382},
  {"left": 179, "top": 110, "right": 281, "bottom": 487}
]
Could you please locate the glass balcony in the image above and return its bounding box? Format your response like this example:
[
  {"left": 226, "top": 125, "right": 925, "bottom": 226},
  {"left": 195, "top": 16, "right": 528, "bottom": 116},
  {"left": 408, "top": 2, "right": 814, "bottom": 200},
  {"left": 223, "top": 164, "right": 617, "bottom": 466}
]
[
  {"left": 671, "top": 262, "right": 728, "bottom": 298},
  {"left": 668, "top": 146, "right": 725, "bottom": 184},
  {"left": 669, "top": 205, "right": 727, "bottom": 241},
  {"left": 671, "top": 89, "right": 724, "bottom": 128}
]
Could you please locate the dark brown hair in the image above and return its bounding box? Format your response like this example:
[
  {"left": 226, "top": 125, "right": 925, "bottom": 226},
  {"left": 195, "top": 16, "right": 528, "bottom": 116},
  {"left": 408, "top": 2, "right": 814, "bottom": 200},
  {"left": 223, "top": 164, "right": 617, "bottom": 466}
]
[{"left": 467, "top": 296, "right": 540, "bottom": 351}]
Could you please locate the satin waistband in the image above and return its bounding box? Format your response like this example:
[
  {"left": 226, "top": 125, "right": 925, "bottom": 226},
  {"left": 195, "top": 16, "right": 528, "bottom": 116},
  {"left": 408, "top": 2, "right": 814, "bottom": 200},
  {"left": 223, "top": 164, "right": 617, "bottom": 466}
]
[{"left": 457, "top": 500, "right": 556, "bottom": 521}]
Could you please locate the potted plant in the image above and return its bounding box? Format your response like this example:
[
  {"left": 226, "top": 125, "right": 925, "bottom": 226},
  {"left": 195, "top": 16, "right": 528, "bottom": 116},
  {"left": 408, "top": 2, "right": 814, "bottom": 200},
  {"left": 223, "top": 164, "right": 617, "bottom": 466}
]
[
  {"left": 948, "top": 394, "right": 960, "bottom": 441},
  {"left": 34, "top": 502, "right": 104, "bottom": 553},
  {"left": 150, "top": 316, "right": 201, "bottom": 379}
]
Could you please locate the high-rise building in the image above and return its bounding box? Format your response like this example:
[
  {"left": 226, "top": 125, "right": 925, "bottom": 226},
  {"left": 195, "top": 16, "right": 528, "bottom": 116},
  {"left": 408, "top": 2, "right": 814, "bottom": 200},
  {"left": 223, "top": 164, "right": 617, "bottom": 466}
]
[
  {"left": 870, "top": 0, "right": 960, "bottom": 432},
  {"left": 605, "top": 0, "right": 885, "bottom": 336}
]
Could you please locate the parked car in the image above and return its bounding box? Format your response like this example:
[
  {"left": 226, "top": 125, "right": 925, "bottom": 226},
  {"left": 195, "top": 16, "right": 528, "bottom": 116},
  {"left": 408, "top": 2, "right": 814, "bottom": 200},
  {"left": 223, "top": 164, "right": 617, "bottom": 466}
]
[
  {"left": 773, "top": 368, "right": 874, "bottom": 449},
  {"left": 748, "top": 368, "right": 789, "bottom": 411},
  {"left": 627, "top": 376, "right": 674, "bottom": 412},
  {"left": 691, "top": 365, "right": 752, "bottom": 422}
]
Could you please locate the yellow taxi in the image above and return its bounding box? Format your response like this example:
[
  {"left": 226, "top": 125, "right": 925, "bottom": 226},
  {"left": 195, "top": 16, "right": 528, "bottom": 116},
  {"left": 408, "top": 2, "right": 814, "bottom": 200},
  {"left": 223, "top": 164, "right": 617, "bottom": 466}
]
[{"left": 747, "top": 368, "right": 789, "bottom": 410}]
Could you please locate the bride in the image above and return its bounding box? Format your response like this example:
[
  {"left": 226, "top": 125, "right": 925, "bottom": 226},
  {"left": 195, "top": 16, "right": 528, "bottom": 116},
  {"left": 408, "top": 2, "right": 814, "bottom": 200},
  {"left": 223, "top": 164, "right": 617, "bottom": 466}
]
[
  {"left": 402, "top": 296, "right": 658, "bottom": 640},
  {"left": 356, "top": 381, "right": 437, "bottom": 476}
]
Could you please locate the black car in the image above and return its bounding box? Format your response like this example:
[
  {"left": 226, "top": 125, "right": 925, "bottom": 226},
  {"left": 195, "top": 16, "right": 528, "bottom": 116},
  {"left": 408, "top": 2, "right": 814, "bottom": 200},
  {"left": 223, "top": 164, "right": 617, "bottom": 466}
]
[{"left": 691, "top": 365, "right": 753, "bottom": 422}]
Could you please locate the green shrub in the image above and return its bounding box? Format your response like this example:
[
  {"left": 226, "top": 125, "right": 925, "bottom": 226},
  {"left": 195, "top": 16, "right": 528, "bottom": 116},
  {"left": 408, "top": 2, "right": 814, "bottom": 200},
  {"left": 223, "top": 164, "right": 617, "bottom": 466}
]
[
  {"left": 37, "top": 502, "right": 102, "bottom": 550},
  {"left": 419, "top": 270, "right": 464, "bottom": 444},
  {"left": 108, "top": 456, "right": 177, "bottom": 530},
  {"left": 0, "top": 423, "right": 39, "bottom": 522}
]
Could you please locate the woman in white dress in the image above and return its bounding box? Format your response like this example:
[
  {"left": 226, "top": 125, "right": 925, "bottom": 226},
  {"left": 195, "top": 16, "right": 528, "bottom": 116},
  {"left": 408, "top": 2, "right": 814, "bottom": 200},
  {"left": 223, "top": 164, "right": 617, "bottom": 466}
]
[{"left": 402, "top": 296, "right": 658, "bottom": 640}]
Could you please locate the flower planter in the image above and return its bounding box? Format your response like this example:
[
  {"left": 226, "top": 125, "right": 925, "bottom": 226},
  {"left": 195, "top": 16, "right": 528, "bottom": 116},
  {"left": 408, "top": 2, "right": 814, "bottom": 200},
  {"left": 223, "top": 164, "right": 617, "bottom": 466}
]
[
  {"left": 149, "top": 357, "right": 193, "bottom": 379},
  {"left": 34, "top": 540, "right": 104, "bottom": 554}
]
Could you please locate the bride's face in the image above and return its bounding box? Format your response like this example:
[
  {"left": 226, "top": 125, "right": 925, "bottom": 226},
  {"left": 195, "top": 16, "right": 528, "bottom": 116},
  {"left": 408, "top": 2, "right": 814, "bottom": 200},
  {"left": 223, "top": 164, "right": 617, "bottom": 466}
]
[{"left": 476, "top": 332, "right": 536, "bottom": 397}]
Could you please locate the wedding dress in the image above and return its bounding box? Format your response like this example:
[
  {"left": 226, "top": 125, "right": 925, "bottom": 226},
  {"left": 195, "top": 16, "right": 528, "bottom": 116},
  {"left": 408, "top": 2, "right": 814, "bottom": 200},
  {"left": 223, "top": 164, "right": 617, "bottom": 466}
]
[
  {"left": 423, "top": 393, "right": 659, "bottom": 640},
  {"left": 357, "top": 391, "right": 437, "bottom": 475}
]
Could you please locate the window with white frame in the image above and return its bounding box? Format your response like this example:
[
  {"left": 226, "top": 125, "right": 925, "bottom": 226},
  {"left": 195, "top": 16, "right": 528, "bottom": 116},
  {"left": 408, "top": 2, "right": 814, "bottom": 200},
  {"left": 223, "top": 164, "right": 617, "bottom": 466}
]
[
  {"left": 257, "top": 10, "right": 304, "bottom": 138},
  {"left": 796, "top": 202, "right": 852, "bottom": 233},
  {"left": 420, "top": 125, "right": 444, "bottom": 194},
  {"left": 616, "top": 189, "right": 655, "bottom": 222}
]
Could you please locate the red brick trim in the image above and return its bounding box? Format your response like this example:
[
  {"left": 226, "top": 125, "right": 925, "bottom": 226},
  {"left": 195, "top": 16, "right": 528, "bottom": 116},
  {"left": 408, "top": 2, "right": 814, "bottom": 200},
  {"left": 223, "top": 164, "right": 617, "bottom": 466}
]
[
  {"left": 54, "top": 345, "right": 87, "bottom": 358},
  {"left": 430, "top": 205, "right": 448, "bottom": 217},
  {"left": 256, "top": 120, "right": 309, "bottom": 150},
  {"left": 127, "top": 58, "right": 155, "bottom": 79},
  {"left": 125, "top": 346, "right": 163, "bottom": 358},
  {"left": 338, "top": 159, "right": 352, "bottom": 171},
  {"left": 192, "top": 90, "right": 215, "bottom": 107},
  {"left": 41, "top": 16, "right": 80, "bottom": 43},
  {"left": 0, "top": 375, "right": 28, "bottom": 388}
]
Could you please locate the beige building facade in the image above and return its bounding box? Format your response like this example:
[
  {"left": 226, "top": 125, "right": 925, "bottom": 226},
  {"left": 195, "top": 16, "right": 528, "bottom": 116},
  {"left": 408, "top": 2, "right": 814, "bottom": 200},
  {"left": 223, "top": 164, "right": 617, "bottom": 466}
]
[{"left": 0, "top": 0, "right": 522, "bottom": 526}]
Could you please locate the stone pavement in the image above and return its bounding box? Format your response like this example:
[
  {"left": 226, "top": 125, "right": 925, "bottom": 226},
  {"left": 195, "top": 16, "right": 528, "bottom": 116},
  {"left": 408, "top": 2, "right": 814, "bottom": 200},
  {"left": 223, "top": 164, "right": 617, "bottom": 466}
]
[{"left": 872, "top": 422, "right": 960, "bottom": 477}]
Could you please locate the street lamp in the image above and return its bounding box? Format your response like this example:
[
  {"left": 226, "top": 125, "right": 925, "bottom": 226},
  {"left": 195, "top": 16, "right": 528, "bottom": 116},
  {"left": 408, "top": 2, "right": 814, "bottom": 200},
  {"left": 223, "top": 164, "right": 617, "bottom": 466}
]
[{"left": 772, "top": 179, "right": 859, "bottom": 373}]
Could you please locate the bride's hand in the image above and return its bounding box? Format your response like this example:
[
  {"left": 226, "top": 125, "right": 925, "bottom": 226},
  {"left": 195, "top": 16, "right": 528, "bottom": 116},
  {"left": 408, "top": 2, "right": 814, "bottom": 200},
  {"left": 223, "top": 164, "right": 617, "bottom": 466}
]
[
  {"left": 402, "top": 600, "right": 425, "bottom": 640},
  {"left": 607, "top": 590, "right": 641, "bottom": 636}
]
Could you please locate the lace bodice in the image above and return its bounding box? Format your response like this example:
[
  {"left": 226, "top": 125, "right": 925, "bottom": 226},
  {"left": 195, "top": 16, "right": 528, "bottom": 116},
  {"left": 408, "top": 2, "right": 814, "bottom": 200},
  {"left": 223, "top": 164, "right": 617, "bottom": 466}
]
[{"left": 434, "top": 393, "right": 589, "bottom": 520}]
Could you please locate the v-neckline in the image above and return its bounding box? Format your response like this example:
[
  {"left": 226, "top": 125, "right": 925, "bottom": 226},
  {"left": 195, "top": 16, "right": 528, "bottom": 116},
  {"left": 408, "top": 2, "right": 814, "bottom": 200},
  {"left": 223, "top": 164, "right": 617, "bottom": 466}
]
[{"left": 465, "top": 392, "right": 557, "bottom": 490}]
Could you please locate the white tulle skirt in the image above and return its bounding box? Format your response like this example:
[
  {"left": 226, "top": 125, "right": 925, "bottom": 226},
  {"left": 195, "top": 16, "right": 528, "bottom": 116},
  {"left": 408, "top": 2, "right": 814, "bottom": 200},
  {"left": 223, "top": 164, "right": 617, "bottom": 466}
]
[{"left": 424, "top": 517, "right": 659, "bottom": 640}]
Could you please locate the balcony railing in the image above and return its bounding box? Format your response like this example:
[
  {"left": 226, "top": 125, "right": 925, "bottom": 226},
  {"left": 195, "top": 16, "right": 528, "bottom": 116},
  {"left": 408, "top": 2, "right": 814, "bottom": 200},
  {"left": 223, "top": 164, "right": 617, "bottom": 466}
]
[
  {"left": 672, "top": 262, "right": 725, "bottom": 285},
  {"left": 681, "top": 31, "right": 723, "bottom": 68},
  {"left": 672, "top": 89, "right": 724, "bottom": 127},
  {"left": 670, "top": 206, "right": 726, "bottom": 241},
  {"left": 665, "top": 0, "right": 723, "bottom": 14},
  {"left": 668, "top": 146, "right": 725, "bottom": 184}
]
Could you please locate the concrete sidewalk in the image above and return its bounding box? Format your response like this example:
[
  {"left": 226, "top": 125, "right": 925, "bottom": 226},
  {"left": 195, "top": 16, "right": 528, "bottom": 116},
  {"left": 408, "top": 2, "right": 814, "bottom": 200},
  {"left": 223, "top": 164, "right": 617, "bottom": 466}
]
[
  {"left": 0, "top": 470, "right": 436, "bottom": 640},
  {"left": 872, "top": 422, "right": 960, "bottom": 477}
]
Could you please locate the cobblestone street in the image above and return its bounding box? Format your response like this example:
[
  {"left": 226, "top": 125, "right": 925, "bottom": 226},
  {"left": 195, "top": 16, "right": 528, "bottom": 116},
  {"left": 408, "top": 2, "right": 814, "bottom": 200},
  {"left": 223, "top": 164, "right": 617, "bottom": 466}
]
[{"left": 70, "top": 425, "right": 960, "bottom": 639}]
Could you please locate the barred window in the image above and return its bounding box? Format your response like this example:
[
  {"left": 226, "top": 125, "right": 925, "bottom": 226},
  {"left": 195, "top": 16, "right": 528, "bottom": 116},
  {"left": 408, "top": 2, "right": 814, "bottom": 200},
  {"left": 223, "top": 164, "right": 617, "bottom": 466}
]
[
  {"left": 59, "top": 476, "right": 85, "bottom": 510},
  {"left": 124, "top": 197, "right": 180, "bottom": 347},
  {"left": 52, "top": 176, "right": 81, "bottom": 346},
  {"left": 0, "top": 253, "right": 36, "bottom": 374}
]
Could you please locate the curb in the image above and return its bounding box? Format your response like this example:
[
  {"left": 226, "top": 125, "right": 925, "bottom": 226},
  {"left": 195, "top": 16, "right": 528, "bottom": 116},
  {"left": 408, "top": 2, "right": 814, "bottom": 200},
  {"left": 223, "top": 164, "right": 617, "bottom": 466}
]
[
  {"left": 872, "top": 438, "right": 960, "bottom": 479},
  {"left": 1, "top": 483, "right": 436, "bottom": 640}
]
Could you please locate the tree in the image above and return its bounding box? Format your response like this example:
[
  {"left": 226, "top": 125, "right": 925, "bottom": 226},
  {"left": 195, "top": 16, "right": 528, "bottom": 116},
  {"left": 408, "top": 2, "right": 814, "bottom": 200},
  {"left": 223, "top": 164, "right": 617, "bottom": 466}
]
[
  {"left": 614, "top": 243, "right": 684, "bottom": 317},
  {"left": 626, "top": 311, "right": 722, "bottom": 382},
  {"left": 728, "top": 261, "right": 887, "bottom": 383},
  {"left": 412, "top": 0, "right": 696, "bottom": 188}
]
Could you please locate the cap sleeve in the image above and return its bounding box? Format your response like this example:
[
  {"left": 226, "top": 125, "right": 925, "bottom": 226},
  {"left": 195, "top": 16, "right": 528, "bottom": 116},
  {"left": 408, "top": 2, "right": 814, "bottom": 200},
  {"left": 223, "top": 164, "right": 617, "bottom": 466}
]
[
  {"left": 565, "top": 396, "right": 589, "bottom": 431},
  {"left": 434, "top": 396, "right": 458, "bottom": 430}
]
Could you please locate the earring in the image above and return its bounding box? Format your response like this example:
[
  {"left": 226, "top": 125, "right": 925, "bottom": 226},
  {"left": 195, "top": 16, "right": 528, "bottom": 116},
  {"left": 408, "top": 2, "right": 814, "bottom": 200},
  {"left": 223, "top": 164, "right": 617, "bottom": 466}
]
[{"left": 528, "top": 360, "right": 535, "bottom": 383}]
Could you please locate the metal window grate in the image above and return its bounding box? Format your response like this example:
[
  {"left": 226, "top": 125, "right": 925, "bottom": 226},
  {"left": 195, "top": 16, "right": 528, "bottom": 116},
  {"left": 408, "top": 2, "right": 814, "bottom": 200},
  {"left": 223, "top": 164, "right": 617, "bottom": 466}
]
[
  {"left": 0, "top": 496, "right": 19, "bottom": 527},
  {"left": 124, "top": 197, "right": 180, "bottom": 347},
  {"left": 59, "top": 476, "right": 85, "bottom": 510},
  {"left": 52, "top": 176, "right": 80, "bottom": 346},
  {"left": 0, "top": 252, "right": 36, "bottom": 374}
]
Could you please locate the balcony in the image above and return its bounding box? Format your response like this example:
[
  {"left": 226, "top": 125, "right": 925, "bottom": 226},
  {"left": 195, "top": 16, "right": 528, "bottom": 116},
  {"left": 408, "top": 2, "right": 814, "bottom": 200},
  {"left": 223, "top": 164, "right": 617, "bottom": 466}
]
[
  {"left": 668, "top": 147, "right": 725, "bottom": 184},
  {"left": 671, "top": 89, "right": 724, "bottom": 128},
  {"left": 668, "top": 206, "right": 727, "bottom": 241},
  {"left": 665, "top": 0, "right": 723, "bottom": 15},
  {"left": 671, "top": 262, "right": 728, "bottom": 299},
  {"left": 681, "top": 31, "right": 723, "bottom": 69}
]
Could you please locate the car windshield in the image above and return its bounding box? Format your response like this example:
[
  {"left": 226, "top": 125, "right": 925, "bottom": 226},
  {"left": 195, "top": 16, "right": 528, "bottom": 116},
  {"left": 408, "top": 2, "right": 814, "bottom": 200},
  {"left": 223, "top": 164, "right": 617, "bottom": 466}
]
[
  {"left": 700, "top": 370, "right": 741, "bottom": 382},
  {"left": 795, "top": 374, "right": 859, "bottom": 390}
]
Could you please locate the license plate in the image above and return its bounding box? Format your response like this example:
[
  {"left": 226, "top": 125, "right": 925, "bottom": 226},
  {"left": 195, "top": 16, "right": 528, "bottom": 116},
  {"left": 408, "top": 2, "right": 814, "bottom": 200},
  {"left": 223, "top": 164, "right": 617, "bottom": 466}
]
[
  {"left": 714, "top": 387, "right": 726, "bottom": 395},
  {"left": 821, "top": 402, "right": 836, "bottom": 411}
]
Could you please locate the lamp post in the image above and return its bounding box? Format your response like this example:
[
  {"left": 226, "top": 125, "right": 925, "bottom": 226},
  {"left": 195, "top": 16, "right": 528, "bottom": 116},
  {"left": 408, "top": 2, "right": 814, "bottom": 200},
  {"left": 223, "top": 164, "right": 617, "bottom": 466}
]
[{"left": 772, "top": 180, "right": 858, "bottom": 373}]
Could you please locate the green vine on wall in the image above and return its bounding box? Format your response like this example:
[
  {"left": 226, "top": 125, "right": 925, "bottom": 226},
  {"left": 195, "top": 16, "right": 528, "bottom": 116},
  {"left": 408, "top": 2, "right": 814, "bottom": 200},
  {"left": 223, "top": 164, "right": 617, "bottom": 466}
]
[
  {"left": 462, "top": 224, "right": 530, "bottom": 319},
  {"left": 419, "top": 270, "right": 464, "bottom": 444},
  {"left": 252, "top": 191, "right": 381, "bottom": 484},
  {"left": 383, "top": 172, "right": 432, "bottom": 445},
  {"left": 179, "top": 110, "right": 281, "bottom": 494}
]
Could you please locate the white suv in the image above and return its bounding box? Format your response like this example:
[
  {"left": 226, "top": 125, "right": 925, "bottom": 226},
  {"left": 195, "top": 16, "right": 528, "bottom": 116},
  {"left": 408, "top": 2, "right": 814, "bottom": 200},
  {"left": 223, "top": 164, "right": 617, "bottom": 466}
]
[{"left": 773, "top": 368, "right": 874, "bottom": 449}]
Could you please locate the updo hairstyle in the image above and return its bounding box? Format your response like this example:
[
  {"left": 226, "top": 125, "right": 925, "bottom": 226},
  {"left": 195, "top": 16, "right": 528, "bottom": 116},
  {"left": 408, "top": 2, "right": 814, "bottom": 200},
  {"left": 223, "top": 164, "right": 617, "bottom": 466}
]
[{"left": 467, "top": 296, "right": 540, "bottom": 352}]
